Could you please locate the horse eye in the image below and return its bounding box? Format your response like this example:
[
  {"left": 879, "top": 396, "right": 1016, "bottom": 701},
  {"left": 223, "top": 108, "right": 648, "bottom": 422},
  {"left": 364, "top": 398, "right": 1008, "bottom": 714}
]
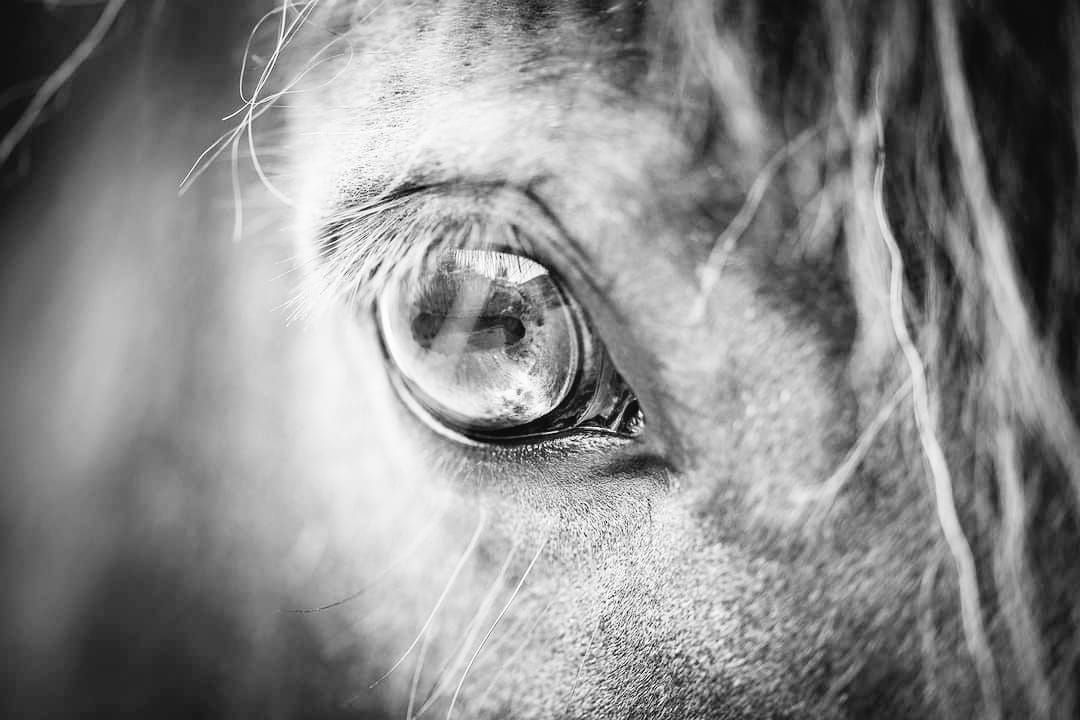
[{"left": 376, "top": 249, "right": 643, "bottom": 443}]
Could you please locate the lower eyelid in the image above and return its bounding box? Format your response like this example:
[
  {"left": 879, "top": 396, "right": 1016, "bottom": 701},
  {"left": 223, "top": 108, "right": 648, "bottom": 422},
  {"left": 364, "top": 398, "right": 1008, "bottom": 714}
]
[{"left": 383, "top": 357, "right": 638, "bottom": 452}]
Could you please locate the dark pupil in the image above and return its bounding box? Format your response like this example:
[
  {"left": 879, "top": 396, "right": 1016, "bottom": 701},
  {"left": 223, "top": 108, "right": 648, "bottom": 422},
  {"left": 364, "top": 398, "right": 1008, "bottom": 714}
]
[
  {"left": 410, "top": 269, "right": 528, "bottom": 354},
  {"left": 411, "top": 311, "right": 526, "bottom": 352}
]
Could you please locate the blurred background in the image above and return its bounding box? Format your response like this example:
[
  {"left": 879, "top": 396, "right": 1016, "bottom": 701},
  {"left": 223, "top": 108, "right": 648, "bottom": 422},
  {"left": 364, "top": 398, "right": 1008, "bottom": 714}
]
[{"left": 0, "top": 3, "right": 365, "bottom": 717}]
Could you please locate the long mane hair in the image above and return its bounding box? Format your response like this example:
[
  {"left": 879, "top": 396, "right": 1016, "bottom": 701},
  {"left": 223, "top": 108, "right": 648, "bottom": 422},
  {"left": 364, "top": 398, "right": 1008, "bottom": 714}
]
[{"left": 674, "top": 1, "right": 1080, "bottom": 716}]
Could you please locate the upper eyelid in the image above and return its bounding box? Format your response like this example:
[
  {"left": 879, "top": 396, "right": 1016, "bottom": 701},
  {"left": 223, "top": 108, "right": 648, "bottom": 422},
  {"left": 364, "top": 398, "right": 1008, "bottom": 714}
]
[
  {"left": 315, "top": 183, "right": 436, "bottom": 263},
  {"left": 311, "top": 180, "right": 610, "bottom": 313},
  {"left": 316, "top": 180, "right": 538, "bottom": 260}
]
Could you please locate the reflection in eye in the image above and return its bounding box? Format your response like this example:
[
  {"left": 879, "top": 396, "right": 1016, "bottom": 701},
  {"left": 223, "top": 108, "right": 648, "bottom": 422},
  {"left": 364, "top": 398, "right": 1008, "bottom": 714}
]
[{"left": 377, "top": 249, "right": 642, "bottom": 442}]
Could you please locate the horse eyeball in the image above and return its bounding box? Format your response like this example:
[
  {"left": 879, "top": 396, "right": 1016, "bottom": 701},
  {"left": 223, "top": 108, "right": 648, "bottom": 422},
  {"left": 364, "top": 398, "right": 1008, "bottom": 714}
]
[{"left": 378, "top": 249, "right": 581, "bottom": 432}]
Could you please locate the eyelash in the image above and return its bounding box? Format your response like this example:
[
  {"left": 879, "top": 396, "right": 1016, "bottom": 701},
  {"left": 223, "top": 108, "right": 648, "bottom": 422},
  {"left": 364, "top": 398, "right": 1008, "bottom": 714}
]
[
  {"left": 306, "top": 186, "right": 521, "bottom": 315},
  {"left": 303, "top": 182, "right": 602, "bottom": 321}
]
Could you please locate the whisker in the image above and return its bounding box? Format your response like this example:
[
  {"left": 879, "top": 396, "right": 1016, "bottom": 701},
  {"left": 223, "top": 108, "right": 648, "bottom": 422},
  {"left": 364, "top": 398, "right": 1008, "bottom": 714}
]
[
  {"left": 281, "top": 510, "right": 445, "bottom": 614},
  {"left": 471, "top": 599, "right": 554, "bottom": 708},
  {"left": 181, "top": 0, "right": 324, "bottom": 197},
  {"left": 245, "top": 35, "right": 356, "bottom": 208},
  {"left": 369, "top": 512, "right": 487, "bottom": 689},
  {"left": 413, "top": 537, "right": 523, "bottom": 718},
  {"left": 235, "top": 1, "right": 301, "bottom": 108},
  {"left": 445, "top": 533, "right": 550, "bottom": 720},
  {"left": 230, "top": 128, "right": 245, "bottom": 242},
  {"left": 407, "top": 617, "right": 436, "bottom": 720},
  {"left": 561, "top": 614, "right": 601, "bottom": 712}
]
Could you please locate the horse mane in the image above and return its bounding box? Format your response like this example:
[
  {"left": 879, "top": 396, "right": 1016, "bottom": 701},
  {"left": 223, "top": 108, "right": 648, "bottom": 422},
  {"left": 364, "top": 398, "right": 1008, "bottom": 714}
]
[{"left": 655, "top": 1, "right": 1079, "bottom": 715}]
